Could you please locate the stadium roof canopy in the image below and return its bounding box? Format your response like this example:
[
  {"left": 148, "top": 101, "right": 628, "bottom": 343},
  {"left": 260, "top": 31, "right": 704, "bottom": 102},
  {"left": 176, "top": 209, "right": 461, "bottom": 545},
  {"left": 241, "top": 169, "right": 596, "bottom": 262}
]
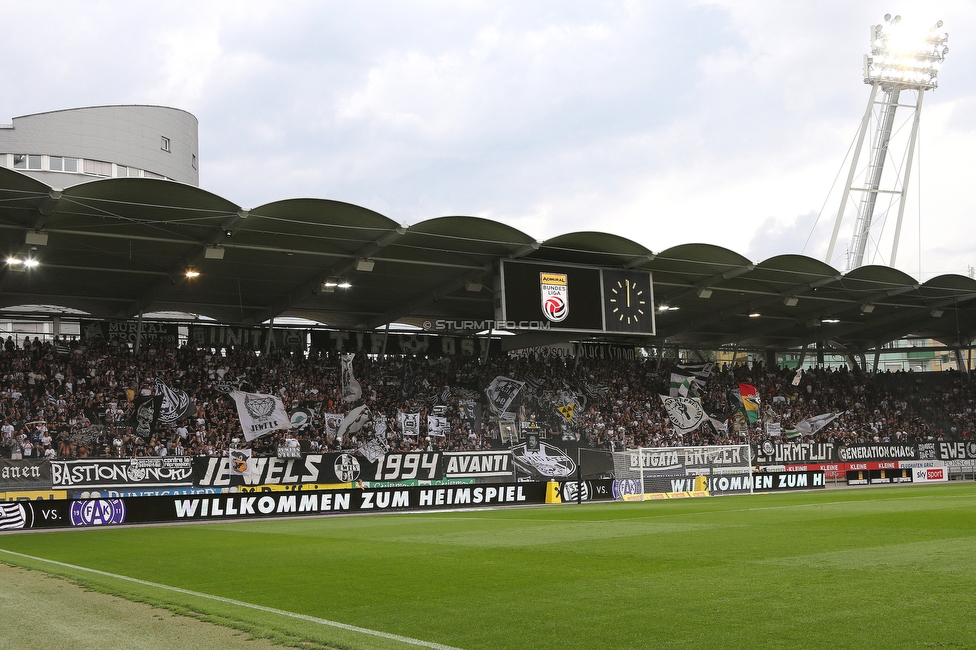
[{"left": 2, "top": 167, "right": 976, "bottom": 354}]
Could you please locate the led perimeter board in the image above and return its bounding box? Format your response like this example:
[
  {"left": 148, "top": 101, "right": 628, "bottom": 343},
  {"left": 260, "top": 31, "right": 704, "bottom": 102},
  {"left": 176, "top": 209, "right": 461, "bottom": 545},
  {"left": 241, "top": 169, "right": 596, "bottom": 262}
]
[{"left": 498, "top": 259, "right": 655, "bottom": 334}]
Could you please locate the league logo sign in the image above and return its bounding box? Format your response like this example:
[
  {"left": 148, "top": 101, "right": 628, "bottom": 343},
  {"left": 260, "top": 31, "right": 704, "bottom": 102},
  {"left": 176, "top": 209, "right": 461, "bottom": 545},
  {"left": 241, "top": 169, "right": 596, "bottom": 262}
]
[{"left": 540, "top": 272, "right": 569, "bottom": 323}]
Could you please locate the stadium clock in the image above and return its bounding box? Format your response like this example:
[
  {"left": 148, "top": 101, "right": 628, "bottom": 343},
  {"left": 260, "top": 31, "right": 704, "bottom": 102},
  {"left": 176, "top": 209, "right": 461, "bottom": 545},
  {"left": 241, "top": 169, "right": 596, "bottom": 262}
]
[{"left": 602, "top": 269, "right": 654, "bottom": 333}]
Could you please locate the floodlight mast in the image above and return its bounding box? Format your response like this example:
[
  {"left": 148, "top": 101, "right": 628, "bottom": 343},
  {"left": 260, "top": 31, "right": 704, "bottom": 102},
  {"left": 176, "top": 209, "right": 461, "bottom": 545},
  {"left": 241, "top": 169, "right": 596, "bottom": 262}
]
[{"left": 825, "top": 15, "right": 948, "bottom": 271}]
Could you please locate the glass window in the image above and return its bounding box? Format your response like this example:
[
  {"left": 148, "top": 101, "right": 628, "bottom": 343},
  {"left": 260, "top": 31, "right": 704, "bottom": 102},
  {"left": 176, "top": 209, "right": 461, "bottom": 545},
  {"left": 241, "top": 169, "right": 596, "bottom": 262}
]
[
  {"left": 13, "top": 154, "right": 26, "bottom": 169},
  {"left": 128, "top": 167, "right": 140, "bottom": 177},
  {"left": 161, "top": 136, "right": 170, "bottom": 152},
  {"left": 191, "top": 153, "right": 197, "bottom": 169},
  {"left": 83, "top": 159, "right": 111, "bottom": 176},
  {"left": 28, "top": 155, "right": 42, "bottom": 169},
  {"left": 144, "top": 170, "right": 164, "bottom": 179},
  {"left": 64, "top": 158, "right": 78, "bottom": 172},
  {"left": 116, "top": 165, "right": 127, "bottom": 177},
  {"left": 49, "top": 156, "right": 63, "bottom": 171}
]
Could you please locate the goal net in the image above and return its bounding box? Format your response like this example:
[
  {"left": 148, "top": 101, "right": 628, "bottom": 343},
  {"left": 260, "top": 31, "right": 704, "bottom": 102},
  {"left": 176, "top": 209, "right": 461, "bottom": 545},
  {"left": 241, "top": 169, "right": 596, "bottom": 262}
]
[{"left": 612, "top": 445, "right": 753, "bottom": 499}]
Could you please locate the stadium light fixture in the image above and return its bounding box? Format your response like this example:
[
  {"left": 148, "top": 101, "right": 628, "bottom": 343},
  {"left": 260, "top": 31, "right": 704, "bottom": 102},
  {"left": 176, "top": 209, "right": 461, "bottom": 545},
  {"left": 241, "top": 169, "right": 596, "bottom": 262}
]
[
  {"left": 6, "top": 256, "right": 23, "bottom": 266},
  {"left": 355, "top": 258, "right": 375, "bottom": 272},
  {"left": 204, "top": 245, "right": 225, "bottom": 260},
  {"left": 783, "top": 296, "right": 799, "bottom": 307},
  {"left": 748, "top": 312, "right": 761, "bottom": 318},
  {"left": 337, "top": 278, "right": 352, "bottom": 289},
  {"left": 23, "top": 258, "right": 39, "bottom": 268},
  {"left": 822, "top": 318, "right": 840, "bottom": 324},
  {"left": 696, "top": 288, "right": 713, "bottom": 299},
  {"left": 860, "top": 303, "right": 875, "bottom": 313},
  {"left": 185, "top": 269, "right": 200, "bottom": 278},
  {"left": 930, "top": 309, "right": 944, "bottom": 318},
  {"left": 864, "top": 15, "right": 948, "bottom": 90}
]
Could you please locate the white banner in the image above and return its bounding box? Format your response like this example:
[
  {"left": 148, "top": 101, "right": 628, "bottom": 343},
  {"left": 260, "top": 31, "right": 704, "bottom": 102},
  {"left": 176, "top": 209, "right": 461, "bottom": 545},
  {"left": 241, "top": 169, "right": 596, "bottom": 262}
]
[
  {"left": 230, "top": 391, "right": 292, "bottom": 442},
  {"left": 427, "top": 415, "right": 450, "bottom": 437}
]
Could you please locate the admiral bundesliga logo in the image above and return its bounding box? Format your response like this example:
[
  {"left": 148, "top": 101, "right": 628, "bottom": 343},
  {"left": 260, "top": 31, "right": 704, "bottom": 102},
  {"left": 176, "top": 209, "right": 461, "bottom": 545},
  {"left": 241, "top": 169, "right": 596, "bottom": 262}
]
[{"left": 540, "top": 272, "right": 568, "bottom": 322}]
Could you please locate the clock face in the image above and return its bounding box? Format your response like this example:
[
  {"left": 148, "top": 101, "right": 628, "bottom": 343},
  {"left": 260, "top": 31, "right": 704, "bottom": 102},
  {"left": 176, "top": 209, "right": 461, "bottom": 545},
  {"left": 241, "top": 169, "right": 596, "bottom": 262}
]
[{"left": 602, "top": 270, "right": 654, "bottom": 333}]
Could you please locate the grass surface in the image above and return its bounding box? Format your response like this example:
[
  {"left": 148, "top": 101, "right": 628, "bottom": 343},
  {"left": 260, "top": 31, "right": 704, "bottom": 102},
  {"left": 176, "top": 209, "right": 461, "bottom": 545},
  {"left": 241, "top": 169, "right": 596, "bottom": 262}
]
[{"left": 2, "top": 484, "right": 976, "bottom": 650}]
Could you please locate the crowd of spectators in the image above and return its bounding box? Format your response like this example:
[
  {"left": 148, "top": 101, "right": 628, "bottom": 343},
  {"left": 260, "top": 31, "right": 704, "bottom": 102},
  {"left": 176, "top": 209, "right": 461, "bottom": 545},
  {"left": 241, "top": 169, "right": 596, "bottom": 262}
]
[{"left": 1, "top": 333, "right": 973, "bottom": 461}]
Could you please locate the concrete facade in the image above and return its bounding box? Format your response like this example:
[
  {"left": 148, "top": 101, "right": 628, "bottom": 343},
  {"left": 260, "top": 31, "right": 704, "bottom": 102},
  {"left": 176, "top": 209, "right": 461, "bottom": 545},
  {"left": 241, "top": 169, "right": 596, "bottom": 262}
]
[{"left": 0, "top": 105, "right": 199, "bottom": 188}]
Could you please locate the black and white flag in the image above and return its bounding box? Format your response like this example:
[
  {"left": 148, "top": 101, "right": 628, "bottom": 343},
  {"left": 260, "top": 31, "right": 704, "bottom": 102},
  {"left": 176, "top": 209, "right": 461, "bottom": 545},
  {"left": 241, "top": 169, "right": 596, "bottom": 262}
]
[
  {"left": 341, "top": 353, "right": 362, "bottom": 403},
  {"left": 154, "top": 378, "right": 196, "bottom": 424},
  {"left": 659, "top": 395, "right": 706, "bottom": 436},
  {"left": 399, "top": 411, "right": 421, "bottom": 436},
  {"left": 486, "top": 376, "right": 525, "bottom": 414},
  {"left": 129, "top": 395, "right": 162, "bottom": 439},
  {"left": 230, "top": 391, "right": 292, "bottom": 442}
]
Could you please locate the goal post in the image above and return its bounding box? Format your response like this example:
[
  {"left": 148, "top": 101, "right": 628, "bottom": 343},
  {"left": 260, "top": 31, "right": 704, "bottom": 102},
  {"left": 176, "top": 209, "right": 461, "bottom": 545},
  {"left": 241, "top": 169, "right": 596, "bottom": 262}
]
[{"left": 612, "top": 445, "right": 754, "bottom": 499}]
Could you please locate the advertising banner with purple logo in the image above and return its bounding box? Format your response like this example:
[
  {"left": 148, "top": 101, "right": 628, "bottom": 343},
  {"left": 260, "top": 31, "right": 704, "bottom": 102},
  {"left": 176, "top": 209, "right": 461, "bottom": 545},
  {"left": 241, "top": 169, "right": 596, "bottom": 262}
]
[{"left": 3, "top": 482, "right": 549, "bottom": 530}]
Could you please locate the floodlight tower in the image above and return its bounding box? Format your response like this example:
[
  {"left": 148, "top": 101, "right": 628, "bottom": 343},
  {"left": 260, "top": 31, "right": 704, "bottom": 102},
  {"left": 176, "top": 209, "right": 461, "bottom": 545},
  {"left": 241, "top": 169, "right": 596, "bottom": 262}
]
[{"left": 825, "top": 14, "right": 949, "bottom": 271}]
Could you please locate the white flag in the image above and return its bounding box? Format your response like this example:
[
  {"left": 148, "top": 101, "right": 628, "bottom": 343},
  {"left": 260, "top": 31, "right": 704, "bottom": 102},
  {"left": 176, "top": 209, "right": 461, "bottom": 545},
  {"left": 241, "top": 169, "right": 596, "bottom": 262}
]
[
  {"left": 336, "top": 405, "right": 371, "bottom": 442},
  {"left": 230, "top": 391, "right": 292, "bottom": 442},
  {"left": 795, "top": 413, "right": 840, "bottom": 436}
]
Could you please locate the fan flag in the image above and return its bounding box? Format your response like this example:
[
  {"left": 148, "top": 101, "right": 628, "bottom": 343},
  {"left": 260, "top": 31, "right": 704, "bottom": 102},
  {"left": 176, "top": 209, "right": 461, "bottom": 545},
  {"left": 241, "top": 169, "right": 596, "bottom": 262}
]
[{"left": 737, "top": 383, "right": 760, "bottom": 423}]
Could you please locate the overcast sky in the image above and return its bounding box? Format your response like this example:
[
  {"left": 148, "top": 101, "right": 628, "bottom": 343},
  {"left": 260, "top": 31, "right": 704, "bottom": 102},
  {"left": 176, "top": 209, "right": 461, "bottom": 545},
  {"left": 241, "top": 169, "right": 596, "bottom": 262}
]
[{"left": 3, "top": 0, "right": 974, "bottom": 281}]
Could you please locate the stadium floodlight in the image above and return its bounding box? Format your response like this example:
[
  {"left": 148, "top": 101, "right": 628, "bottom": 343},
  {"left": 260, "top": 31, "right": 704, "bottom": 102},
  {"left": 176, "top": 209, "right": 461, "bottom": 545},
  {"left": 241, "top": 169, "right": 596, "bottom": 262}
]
[
  {"left": 23, "top": 258, "right": 39, "bottom": 268},
  {"left": 864, "top": 16, "right": 948, "bottom": 90},
  {"left": 826, "top": 15, "right": 948, "bottom": 272},
  {"left": 6, "top": 256, "right": 23, "bottom": 266}
]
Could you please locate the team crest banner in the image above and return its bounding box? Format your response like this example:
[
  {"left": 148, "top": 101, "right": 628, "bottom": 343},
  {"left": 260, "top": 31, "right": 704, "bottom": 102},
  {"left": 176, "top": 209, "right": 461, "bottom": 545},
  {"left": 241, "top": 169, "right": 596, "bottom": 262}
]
[
  {"left": 540, "top": 272, "right": 569, "bottom": 323},
  {"left": 230, "top": 391, "right": 292, "bottom": 442}
]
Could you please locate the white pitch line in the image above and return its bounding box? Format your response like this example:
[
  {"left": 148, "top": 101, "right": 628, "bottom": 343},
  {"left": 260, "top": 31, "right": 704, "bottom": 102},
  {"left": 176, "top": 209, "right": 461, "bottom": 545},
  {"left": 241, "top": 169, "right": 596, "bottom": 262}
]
[{"left": 0, "top": 548, "right": 463, "bottom": 650}]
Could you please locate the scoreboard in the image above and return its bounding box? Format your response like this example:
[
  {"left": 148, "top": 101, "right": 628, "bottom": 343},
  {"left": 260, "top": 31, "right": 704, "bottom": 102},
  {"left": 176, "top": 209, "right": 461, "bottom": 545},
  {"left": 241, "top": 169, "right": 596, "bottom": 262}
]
[{"left": 497, "top": 259, "right": 655, "bottom": 334}]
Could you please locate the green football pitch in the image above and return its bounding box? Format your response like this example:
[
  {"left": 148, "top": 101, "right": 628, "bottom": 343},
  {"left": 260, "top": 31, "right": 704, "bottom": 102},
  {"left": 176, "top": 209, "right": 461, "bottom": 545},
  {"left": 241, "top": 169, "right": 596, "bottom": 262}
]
[{"left": 2, "top": 484, "right": 975, "bottom": 650}]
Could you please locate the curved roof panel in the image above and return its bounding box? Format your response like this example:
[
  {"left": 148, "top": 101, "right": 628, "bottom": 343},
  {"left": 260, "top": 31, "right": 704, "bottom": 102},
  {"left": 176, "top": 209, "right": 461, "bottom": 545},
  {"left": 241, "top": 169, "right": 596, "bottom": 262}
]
[{"left": 2, "top": 167, "right": 974, "bottom": 351}]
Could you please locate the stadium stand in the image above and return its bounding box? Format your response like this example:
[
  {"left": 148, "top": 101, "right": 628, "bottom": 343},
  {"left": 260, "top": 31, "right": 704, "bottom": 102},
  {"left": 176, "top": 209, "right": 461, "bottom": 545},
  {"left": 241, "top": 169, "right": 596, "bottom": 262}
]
[{"left": 1, "top": 333, "right": 971, "bottom": 461}]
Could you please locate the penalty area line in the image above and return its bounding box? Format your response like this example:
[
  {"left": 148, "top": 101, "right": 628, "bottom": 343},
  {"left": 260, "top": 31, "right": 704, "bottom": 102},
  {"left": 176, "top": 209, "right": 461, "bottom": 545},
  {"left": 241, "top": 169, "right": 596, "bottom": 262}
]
[{"left": 0, "top": 547, "right": 463, "bottom": 650}]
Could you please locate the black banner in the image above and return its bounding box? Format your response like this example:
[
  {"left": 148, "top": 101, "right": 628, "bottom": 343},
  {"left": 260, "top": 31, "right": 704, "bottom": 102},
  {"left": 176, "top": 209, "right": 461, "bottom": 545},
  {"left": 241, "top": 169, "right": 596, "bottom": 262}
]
[
  {"left": 927, "top": 441, "right": 976, "bottom": 461},
  {"left": 190, "top": 325, "right": 306, "bottom": 351},
  {"left": 192, "top": 453, "right": 379, "bottom": 487},
  {"left": 51, "top": 458, "right": 194, "bottom": 489},
  {"left": 81, "top": 320, "right": 179, "bottom": 345},
  {"left": 8, "top": 482, "right": 549, "bottom": 529},
  {"left": 752, "top": 442, "right": 837, "bottom": 465},
  {"left": 837, "top": 444, "right": 918, "bottom": 462},
  {"left": 309, "top": 330, "right": 501, "bottom": 357},
  {"left": 0, "top": 459, "right": 52, "bottom": 490}
]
